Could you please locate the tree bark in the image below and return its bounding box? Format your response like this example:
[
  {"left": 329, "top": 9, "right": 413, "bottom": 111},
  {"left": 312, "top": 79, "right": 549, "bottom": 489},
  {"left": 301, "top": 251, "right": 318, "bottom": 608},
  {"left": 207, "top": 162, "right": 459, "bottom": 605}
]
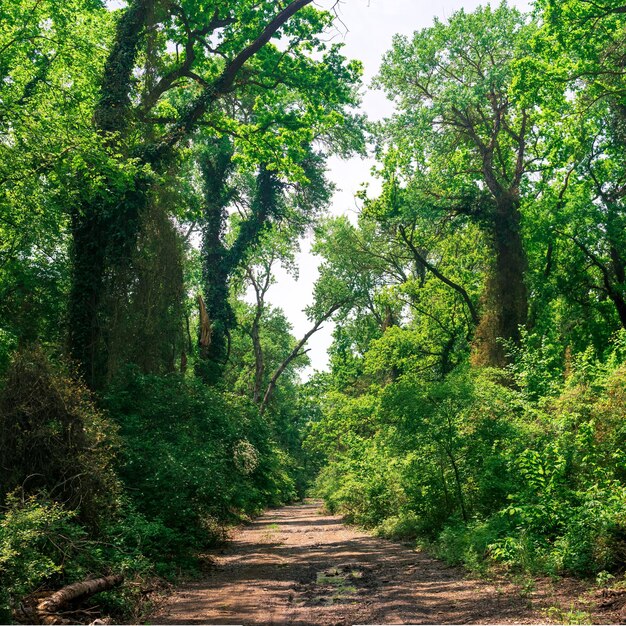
[{"left": 472, "top": 192, "right": 528, "bottom": 367}]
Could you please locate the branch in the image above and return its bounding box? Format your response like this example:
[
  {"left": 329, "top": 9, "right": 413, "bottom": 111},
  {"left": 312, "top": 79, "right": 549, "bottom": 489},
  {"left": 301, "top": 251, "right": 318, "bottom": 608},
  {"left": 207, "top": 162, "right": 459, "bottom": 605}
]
[
  {"left": 157, "top": 0, "right": 312, "bottom": 154},
  {"left": 579, "top": 0, "right": 626, "bottom": 17},
  {"left": 557, "top": 228, "right": 626, "bottom": 328},
  {"left": 140, "top": 7, "right": 231, "bottom": 113},
  {"left": 224, "top": 166, "right": 279, "bottom": 275},
  {"left": 259, "top": 300, "right": 343, "bottom": 414},
  {"left": 513, "top": 110, "right": 528, "bottom": 187},
  {"left": 398, "top": 225, "right": 480, "bottom": 326}
]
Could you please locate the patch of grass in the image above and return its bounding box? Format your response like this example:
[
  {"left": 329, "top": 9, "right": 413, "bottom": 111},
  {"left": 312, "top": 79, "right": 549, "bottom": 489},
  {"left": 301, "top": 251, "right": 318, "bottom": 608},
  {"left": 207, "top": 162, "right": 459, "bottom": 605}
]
[
  {"left": 544, "top": 605, "right": 592, "bottom": 625},
  {"left": 314, "top": 566, "right": 361, "bottom": 602}
]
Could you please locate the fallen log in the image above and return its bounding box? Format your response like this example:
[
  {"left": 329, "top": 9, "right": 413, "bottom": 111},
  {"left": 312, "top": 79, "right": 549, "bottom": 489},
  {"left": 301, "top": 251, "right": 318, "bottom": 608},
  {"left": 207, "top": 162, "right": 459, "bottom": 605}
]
[
  {"left": 38, "top": 574, "right": 124, "bottom": 615},
  {"left": 14, "top": 575, "right": 124, "bottom": 625}
]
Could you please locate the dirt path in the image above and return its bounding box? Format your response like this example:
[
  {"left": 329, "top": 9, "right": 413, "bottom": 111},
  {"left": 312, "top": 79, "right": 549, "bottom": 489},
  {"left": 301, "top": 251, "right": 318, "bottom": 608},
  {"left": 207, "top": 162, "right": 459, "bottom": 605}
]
[{"left": 150, "top": 501, "right": 622, "bottom": 625}]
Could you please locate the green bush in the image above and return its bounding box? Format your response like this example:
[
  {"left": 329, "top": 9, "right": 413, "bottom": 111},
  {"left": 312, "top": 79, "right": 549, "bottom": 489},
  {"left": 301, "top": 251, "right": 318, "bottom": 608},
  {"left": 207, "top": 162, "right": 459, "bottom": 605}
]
[
  {"left": 375, "top": 511, "right": 422, "bottom": 540},
  {"left": 313, "top": 352, "right": 626, "bottom": 577},
  {"left": 105, "top": 368, "right": 296, "bottom": 545},
  {"left": 0, "top": 348, "right": 121, "bottom": 528},
  {"left": 0, "top": 495, "right": 83, "bottom": 605},
  {"left": 0, "top": 358, "right": 303, "bottom": 621},
  {"left": 0, "top": 494, "right": 156, "bottom": 622}
]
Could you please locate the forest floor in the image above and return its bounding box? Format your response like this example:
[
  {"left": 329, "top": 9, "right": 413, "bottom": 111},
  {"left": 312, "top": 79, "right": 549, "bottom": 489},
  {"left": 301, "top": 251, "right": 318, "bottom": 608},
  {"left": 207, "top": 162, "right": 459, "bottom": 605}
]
[{"left": 150, "top": 501, "right": 626, "bottom": 625}]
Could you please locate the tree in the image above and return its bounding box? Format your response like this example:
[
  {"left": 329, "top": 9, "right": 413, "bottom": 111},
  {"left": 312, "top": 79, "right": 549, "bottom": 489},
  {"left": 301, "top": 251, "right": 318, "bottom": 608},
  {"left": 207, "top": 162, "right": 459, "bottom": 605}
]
[
  {"left": 313, "top": 207, "right": 485, "bottom": 384},
  {"left": 526, "top": 0, "right": 626, "bottom": 338},
  {"left": 0, "top": 1, "right": 109, "bottom": 362},
  {"left": 235, "top": 226, "right": 301, "bottom": 403},
  {"left": 375, "top": 4, "right": 537, "bottom": 366},
  {"left": 68, "top": 0, "right": 362, "bottom": 386}
]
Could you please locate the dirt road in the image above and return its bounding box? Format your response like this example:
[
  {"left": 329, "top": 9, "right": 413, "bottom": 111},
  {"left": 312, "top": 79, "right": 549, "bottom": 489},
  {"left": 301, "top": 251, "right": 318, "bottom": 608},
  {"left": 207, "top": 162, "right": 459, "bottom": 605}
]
[{"left": 150, "top": 501, "right": 622, "bottom": 625}]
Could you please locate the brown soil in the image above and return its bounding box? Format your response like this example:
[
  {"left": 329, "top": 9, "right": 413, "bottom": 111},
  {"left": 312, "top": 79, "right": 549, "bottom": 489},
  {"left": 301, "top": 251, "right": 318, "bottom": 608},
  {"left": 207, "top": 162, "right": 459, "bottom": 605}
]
[{"left": 150, "top": 501, "right": 626, "bottom": 625}]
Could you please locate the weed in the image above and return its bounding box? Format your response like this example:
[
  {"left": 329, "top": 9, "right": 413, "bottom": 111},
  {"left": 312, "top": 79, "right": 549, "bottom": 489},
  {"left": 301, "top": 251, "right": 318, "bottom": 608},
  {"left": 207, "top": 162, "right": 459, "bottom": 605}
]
[{"left": 544, "top": 605, "right": 592, "bottom": 624}]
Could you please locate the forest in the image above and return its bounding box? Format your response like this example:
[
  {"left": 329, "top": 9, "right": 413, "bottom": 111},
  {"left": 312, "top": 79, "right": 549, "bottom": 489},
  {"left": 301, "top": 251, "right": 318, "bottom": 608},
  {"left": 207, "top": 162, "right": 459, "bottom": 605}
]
[{"left": 1, "top": 0, "right": 626, "bottom": 623}]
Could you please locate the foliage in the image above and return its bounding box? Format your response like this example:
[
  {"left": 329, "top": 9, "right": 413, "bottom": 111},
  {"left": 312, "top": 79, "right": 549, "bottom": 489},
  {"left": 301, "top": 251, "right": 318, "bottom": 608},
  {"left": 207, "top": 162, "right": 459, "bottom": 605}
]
[
  {"left": 105, "top": 368, "right": 297, "bottom": 540},
  {"left": 313, "top": 341, "right": 626, "bottom": 576},
  {"left": 305, "top": 0, "right": 626, "bottom": 583},
  {"left": 0, "top": 496, "right": 84, "bottom": 609},
  {"left": 0, "top": 491, "right": 185, "bottom": 622},
  {"left": 0, "top": 0, "right": 109, "bottom": 359},
  {"left": 373, "top": 3, "right": 534, "bottom": 365},
  {"left": 3, "top": 0, "right": 626, "bottom": 621},
  {"left": 0, "top": 349, "right": 121, "bottom": 527}
]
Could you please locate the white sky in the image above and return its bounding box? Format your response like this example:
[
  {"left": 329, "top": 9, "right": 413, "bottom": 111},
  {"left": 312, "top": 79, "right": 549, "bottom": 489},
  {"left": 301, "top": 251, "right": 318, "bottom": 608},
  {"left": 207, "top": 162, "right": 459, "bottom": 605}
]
[{"left": 266, "top": 0, "right": 532, "bottom": 378}]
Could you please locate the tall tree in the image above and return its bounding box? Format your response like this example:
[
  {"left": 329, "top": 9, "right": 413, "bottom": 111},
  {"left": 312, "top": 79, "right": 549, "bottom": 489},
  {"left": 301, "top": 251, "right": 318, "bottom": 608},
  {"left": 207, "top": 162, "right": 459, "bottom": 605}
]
[
  {"left": 375, "top": 4, "right": 536, "bottom": 366},
  {"left": 525, "top": 0, "right": 626, "bottom": 338},
  {"left": 67, "top": 0, "right": 362, "bottom": 386},
  {"left": 0, "top": 1, "right": 109, "bottom": 362}
]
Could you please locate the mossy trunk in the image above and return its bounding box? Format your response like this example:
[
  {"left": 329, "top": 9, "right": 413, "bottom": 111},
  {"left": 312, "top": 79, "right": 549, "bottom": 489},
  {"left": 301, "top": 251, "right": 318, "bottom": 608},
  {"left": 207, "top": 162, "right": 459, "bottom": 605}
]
[
  {"left": 197, "top": 161, "right": 279, "bottom": 383},
  {"left": 472, "top": 193, "right": 528, "bottom": 367},
  {"left": 68, "top": 0, "right": 150, "bottom": 387}
]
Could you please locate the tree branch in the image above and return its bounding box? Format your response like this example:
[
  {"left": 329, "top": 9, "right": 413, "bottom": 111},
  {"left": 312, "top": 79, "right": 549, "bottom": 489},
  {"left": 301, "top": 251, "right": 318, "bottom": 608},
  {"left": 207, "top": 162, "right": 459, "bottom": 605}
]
[
  {"left": 157, "top": 0, "right": 313, "bottom": 154},
  {"left": 259, "top": 301, "right": 343, "bottom": 414},
  {"left": 398, "top": 225, "right": 480, "bottom": 326}
]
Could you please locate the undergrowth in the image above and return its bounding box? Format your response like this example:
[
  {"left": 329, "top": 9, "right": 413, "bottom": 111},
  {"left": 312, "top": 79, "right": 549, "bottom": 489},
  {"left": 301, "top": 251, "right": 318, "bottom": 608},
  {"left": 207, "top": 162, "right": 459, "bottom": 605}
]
[
  {"left": 312, "top": 336, "right": 626, "bottom": 580},
  {"left": 0, "top": 351, "right": 298, "bottom": 622}
]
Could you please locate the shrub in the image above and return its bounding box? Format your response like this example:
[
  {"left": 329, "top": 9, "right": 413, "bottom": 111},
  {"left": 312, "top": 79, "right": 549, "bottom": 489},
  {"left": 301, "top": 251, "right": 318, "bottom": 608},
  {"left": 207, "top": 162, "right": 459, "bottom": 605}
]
[
  {"left": 0, "top": 348, "right": 121, "bottom": 527},
  {"left": 0, "top": 494, "right": 84, "bottom": 617},
  {"left": 0, "top": 493, "right": 160, "bottom": 622},
  {"left": 105, "top": 368, "right": 296, "bottom": 545},
  {"left": 314, "top": 353, "right": 626, "bottom": 577},
  {"left": 375, "top": 512, "right": 422, "bottom": 540}
]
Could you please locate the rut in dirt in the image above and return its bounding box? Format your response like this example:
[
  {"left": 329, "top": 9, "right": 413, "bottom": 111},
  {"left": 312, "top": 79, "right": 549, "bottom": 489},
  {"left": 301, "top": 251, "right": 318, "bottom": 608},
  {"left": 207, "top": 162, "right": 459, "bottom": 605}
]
[{"left": 151, "top": 500, "right": 560, "bottom": 625}]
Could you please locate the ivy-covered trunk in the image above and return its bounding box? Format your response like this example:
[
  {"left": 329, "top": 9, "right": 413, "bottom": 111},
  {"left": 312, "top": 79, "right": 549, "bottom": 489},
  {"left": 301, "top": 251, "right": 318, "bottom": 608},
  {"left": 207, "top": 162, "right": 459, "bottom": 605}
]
[
  {"left": 198, "top": 221, "right": 233, "bottom": 383},
  {"left": 67, "top": 0, "right": 318, "bottom": 386},
  {"left": 197, "top": 160, "right": 280, "bottom": 383},
  {"left": 68, "top": 0, "right": 150, "bottom": 387},
  {"left": 473, "top": 193, "right": 528, "bottom": 367},
  {"left": 68, "top": 205, "right": 108, "bottom": 387}
]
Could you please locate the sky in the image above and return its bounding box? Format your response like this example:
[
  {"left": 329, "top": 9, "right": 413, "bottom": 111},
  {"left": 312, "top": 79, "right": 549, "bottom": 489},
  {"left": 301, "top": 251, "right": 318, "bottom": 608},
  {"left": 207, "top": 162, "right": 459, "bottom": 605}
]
[{"left": 264, "top": 0, "right": 532, "bottom": 377}]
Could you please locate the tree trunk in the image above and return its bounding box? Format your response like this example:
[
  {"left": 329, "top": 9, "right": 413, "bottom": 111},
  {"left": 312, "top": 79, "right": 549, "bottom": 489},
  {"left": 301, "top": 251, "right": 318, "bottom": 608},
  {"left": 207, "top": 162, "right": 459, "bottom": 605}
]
[
  {"left": 68, "top": 0, "right": 150, "bottom": 387},
  {"left": 198, "top": 203, "right": 232, "bottom": 383},
  {"left": 14, "top": 575, "right": 124, "bottom": 625},
  {"left": 196, "top": 140, "right": 235, "bottom": 383},
  {"left": 251, "top": 322, "right": 264, "bottom": 403},
  {"left": 198, "top": 163, "right": 279, "bottom": 383},
  {"left": 260, "top": 302, "right": 342, "bottom": 414},
  {"left": 472, "top": 193, "right": 528, "bottom": 367},
  {"left": 38, "top": 575, "right": 124, "bottom": 615}
]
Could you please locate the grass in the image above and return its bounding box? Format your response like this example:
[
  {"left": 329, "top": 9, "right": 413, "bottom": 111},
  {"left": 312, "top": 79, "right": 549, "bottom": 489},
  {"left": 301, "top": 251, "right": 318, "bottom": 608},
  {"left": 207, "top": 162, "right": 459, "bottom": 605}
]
[{"left": 544, "top": 605, "right": 592, "bottom": 625}]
